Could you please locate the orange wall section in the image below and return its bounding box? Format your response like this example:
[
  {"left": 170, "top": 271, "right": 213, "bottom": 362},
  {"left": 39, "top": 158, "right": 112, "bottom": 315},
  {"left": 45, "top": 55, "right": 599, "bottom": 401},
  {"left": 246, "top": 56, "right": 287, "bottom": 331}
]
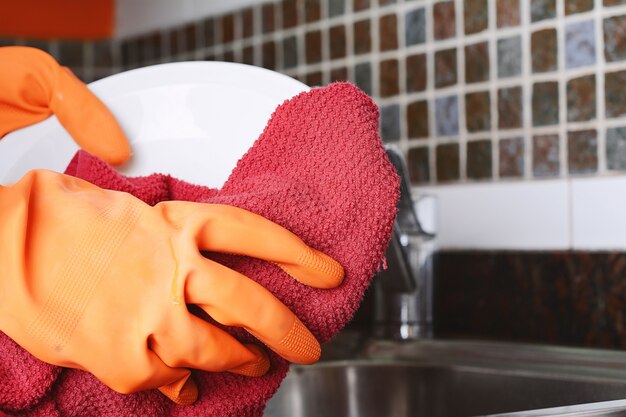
[{"left": 0, "top": 0, "right": 114, "bottom": 40}]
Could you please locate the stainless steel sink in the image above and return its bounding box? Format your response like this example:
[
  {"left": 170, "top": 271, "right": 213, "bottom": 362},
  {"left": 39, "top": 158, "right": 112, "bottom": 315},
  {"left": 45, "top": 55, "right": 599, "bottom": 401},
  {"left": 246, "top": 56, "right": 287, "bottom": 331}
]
[{"left": 264, "top": 340, "right": 626, "bottom": 417}]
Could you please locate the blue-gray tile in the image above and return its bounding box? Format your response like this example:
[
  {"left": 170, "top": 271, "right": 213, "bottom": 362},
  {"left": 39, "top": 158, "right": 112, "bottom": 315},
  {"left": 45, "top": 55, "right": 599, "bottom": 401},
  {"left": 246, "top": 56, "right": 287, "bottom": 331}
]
[
  {"left": 355, "top": 62, "right": 372, "bottom": 95},
  {"left": 283, "top": 36, "right": 298, "bottom": 69},
  {"left": 607, "top": 127, "right": 626, "bottom": 170},
  {"left": 435, "top": 95, "right": 459, "bottom": 136},
  {"left": 328, "top": 0, "right": 346, "bottom": 17},
  {"left": 405, "top": 8, "right": 426, "bottom": 46},
  {"left": 497, "top": 36, "right": 522, "bottom": 78},
  {"left": 533, "top": 134, "right": 560, "bottom": 177},
  {"left": 531, "top": 0, "right": 556, "bottom": 22},
  {"left": 380, "top": 104, "right": 401, "bottom": 142},
  {"left": 565, "top": 20, "right": 596, "bottom": 68}
]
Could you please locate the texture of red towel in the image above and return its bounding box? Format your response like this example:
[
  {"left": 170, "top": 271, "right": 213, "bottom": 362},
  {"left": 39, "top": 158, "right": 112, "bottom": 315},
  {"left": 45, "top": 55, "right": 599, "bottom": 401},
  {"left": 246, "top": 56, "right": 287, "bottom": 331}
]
[{"left": 0, "top": 82, "right": 399, "bottom": 416}]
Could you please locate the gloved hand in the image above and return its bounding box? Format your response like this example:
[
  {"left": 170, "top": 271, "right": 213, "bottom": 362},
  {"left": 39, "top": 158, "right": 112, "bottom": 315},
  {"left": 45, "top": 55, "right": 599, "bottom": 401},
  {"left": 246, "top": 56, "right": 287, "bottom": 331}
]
[
  {"left": 0, "top": 170, "right": 343, "bottom": 404},
  {"left": 0, "top": 46, "right": 131, "bottom": 165},
  {"left": 0, "top": 46, "right": 344, "bottom": 405}
]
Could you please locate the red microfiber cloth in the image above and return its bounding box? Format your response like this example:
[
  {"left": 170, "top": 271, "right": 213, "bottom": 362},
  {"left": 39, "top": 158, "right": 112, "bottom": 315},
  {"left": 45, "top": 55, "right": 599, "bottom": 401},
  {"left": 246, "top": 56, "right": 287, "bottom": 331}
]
[{"left": 0, "top": 82, "right": 399, "bottom": 416}]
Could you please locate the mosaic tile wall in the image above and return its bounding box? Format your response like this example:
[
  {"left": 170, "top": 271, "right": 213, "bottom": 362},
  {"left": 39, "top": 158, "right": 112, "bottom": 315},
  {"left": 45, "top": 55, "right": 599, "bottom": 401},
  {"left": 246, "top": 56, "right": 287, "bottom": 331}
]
[{"left": 5, "top": 0, "right": 626, "bottom": 185}]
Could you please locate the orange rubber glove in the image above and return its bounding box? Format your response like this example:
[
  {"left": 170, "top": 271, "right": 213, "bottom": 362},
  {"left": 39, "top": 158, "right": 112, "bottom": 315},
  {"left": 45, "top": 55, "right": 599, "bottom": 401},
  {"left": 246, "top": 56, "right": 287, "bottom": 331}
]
[
  {"left": 0, "top": 46, "right": 131, "bottom": 166},
  {"left": 0, "top": 170, "right": 344, "bottom": 404}
]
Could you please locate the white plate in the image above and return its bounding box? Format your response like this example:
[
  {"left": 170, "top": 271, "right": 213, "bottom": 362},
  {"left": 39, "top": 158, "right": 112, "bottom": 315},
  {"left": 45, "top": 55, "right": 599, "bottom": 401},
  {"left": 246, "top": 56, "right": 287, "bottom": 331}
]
[{"left": 0, "top": 61, "right": 309, "bottom": 188}]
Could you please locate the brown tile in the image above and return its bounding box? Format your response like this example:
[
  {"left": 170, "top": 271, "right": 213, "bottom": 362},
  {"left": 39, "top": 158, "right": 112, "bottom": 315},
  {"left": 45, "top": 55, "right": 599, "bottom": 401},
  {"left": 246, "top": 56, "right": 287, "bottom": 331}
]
[
  {"left": 379, "top": 0, "right": 396, "bottom": 5},
  {"left": 262, "top": 41, "right": 276, "bottom": 69},
  {"left": 407, "top": 100, "right": 429, "bottom": 138},
  {"left": 499, "top": 137, "right": 524, "bottom": 178},
  {"left": 330, "top": 67, "right": 348, "bottom": 82},
  {"left": 306, "top": 31, "right": 322, "bottom": 64},
  {"left": 354, "top": 20, "right": 371, "bottom": 55},
  {"left": 568, "top": 130, "right": 598, "bottom": 174},
  {"left": 121, "top": 37, "right": 138, "bottom": 68},
  {"left": 434, "top": 1, "right": 457, "bottom": 40},
  {"left": 406, "top": 53, "right": 427, "bottom": 92},
  {"left": 604, "top": 15, "right": 626, "bottom": 62},
  {"left": 380, "top": 59, "right": 399, "bottom": 97},
  {"left": 354, "top": 0, "right": 370, "bottom": 11},
  {"left": 498, "top": 86, "right": 523, "bottom": 129},
  {"left": 93, "top": 41, "right": 113, "bottom": 67},
  {"left": 243, "top": 45, "right": 254, "bottom": 65},
  {"left": 531, "top": 28, "right": 557, "bottom": 72},
  {"left": 184, "top": 23, "right": 197, "bottom": 52},
  {"left": 139, "top": 32, "right": 162, "bottom": 62},
  {"left": 464, "top": 0, "right": 488, "bottom": 35},
  {"left": 408, "top": 147, "right": 430, "bottom": 184},
  {"left": 466, "top": 91, "right": 491, "bottom": 132},
  {"left": 222, "top": 14, "right": 235, "bottom": 43},
  {"left": 283, "top": 36, "right": 298, "bottom": 69},
  {"left": 565, "top": 0, "right": 594, "bottom": 14},
  {"left": 467, "top": 140, "right": 493, "bottom": 180},
  {"left": 465, "top": 41, "right": 490, "bottom": 83},
  {"left": 204, "top": 18, "right": 215, "bottom": 47},
  {"left": 436, "top": 143, "right": 460, "bottom": 182},
  {"left": 242, "top": 8, "right": 254, "bottom": 38},
  {"left": 604, "top": 0, "right": 626, "bottom": 5},
  {"left": 567, "top": 75, "right": 596, "bottom": 122},
  {"left": 497, "top": 0, "right": 520, "bottom": 28},
  {"left": 262, "top": 3, "right": 275, "bottom": 33},
  {"left": 605, "top": 70, "right": 626, "bottom": 118},
  {"left": 532, "top": 81, "right": 559, "bottom": 126},
  {"left": 282, "top": 0, "right": 298, "bottom": 29},
  {"left": 223, "top": 50, "right": 235, "bottom": 62},
  {"left": 379, "top": 14, "right": 398, "bottom": 51},
  {"left": 435, "top": 48, "right": 457, "bottom": 88},
  {"left": 533, "top": 134, "right": 560, "bottom": 177},
  {"left": 306, "top": 71, "right": 323, "bottom": 86},
  {"left": 169, "top": 27, "right": 184, "bottom": 56},
  {"left": 305, "top": 0, "right": 321, "bottom": 22},
  {"left": 330, "top": 25, "right": 346, "bottom": 60}
]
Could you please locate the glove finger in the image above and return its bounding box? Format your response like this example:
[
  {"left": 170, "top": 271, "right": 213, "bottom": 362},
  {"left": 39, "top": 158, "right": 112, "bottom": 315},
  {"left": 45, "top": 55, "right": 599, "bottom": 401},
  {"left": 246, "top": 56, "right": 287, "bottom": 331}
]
[
  {"left": 186, "top": 257, "right": 321, "bottom": 365},
  {"left": 157, "top": 370, "right": 198, "bottom": 405},
  {"left": 161, "top": 202, "right": 343, "bottom": 289},
  {"left": 150, "top": 312, "right": 269, "bottom": 377},
  {"left": 52, "top": 66, "right": 131, "bottom": 165}
]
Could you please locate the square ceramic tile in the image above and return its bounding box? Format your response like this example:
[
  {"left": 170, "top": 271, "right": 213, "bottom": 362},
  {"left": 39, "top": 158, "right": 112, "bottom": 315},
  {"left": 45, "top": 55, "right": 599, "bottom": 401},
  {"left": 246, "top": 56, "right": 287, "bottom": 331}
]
[
  {"left": 605, "top": 70, "right": 626, "bottom": 118},
  {"left": 435, "top": 48, "right": 457, "bottom": 88},
  {"left": 531, "top": 28, "right": 557, "bottom": 73},
  {"left": 532, "top": 81, "right": 559, "bottom": 126},
  {"left": 533, "top": 134, "right": 560, "bottom": 177},
  {"left": 604, "top": 15, "right": 626, "bottom": 62},
  {"left": 497, "top": 36, "right": 522, "bottom": 78},
  {"left": 408, "top": 146, "right": 430, "bottom": 184},
  {"left": 567, "top": 129, "right": 598, "bottom": 174},
  {"left": 606, "top": 127, "right": 626, "bottom": 170},
  {"left": 467, "top": 139, "right": 493, "bottom": 179},
  {"left": 465, "top": 91, "right": 491, "bottom": 132},
  {"left": 565, "top": 20, "right": 596, "bottom": 69},
  {"left": 380, "top": 104, "right": 401, "bottom": 141},
  {"left": 435, "top": 95, "right": 460, "bottom": 136},
  {"left": 567, "top": 75, "right": 596, "bottom": 122},
  {"left": 407, "top": 100, "right": 429, "bottom": 138},
  {"left": 436, "top": 143, "right": 460, "bottom": 182},
  {"left": 499, "top": 137, "right": 524, "bottom": 177},
  {"left": 498, "top": 86, "right": 523, "bottom": 129},
  {"left": 406, "top": 8, "right": 426, "bottom": 46}
]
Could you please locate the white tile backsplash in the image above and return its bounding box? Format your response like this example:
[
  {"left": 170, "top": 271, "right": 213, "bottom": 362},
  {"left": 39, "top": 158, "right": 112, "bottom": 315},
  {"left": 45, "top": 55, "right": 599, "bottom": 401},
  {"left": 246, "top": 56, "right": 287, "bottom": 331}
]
[{"left": 571, "top": 175, "right": 626, "bottom": 250}]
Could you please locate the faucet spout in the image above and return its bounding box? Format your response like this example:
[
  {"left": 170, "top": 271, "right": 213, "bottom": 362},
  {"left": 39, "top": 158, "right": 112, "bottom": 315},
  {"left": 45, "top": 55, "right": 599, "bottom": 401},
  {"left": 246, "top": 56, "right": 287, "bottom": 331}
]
[{"left": 373, "top": 146, "right": 436, "bottom": 340}]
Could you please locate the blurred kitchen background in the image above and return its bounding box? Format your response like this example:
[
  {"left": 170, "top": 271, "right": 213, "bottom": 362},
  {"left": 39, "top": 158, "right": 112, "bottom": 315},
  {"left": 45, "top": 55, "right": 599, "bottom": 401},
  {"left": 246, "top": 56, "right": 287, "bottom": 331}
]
[{"left": 3, "top": 0, "right": 626, "bottom": 350}]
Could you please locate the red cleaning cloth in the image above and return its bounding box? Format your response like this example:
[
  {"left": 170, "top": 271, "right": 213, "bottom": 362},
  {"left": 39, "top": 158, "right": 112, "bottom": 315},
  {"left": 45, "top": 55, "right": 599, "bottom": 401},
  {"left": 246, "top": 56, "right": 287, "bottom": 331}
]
[{"left": 0, "top": 82, "right": 399, "bottom": 416}]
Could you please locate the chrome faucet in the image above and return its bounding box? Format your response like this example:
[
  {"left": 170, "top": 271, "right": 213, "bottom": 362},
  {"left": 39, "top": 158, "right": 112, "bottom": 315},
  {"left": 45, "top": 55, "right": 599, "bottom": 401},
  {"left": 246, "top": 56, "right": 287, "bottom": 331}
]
[{"left": 373, "top": 146, "right": 436, "bottom": 340}]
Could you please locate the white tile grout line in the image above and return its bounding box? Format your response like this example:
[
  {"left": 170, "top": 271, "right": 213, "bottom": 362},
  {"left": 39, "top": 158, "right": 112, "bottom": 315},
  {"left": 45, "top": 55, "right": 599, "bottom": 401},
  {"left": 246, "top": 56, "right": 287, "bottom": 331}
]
[{"left": 456, "top": 0, "right": 466, "bottom": 182}]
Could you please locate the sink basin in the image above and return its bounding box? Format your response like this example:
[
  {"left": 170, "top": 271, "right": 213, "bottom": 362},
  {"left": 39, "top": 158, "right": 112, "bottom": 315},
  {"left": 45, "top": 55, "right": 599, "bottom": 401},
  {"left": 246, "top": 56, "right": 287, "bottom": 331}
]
[{"left": 264, "top": 340, "right": 626, "bottom": 417}]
